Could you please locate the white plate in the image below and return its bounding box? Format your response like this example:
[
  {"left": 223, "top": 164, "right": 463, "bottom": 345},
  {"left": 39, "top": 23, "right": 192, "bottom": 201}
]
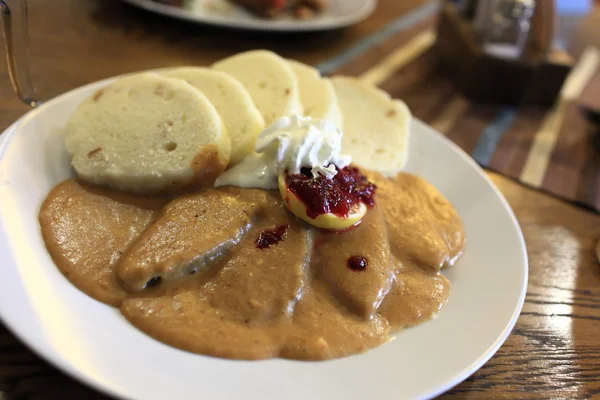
[
  {"left": 119, "top": 0, "right": 376, "bottom": 31},
  {"left": 0, "top": 77, "right": 527, "bottom": 400}
]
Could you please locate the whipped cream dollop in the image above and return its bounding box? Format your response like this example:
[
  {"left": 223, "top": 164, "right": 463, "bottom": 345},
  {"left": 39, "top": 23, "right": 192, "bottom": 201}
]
[{"left": 215, "top": 115, "right": 351, "bottom": 189}]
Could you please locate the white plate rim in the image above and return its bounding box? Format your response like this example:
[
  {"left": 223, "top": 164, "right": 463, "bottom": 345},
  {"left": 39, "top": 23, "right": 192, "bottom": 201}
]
[
  {"left": 0, "top": 76, "right": 528, "bottom": 400},
  {"left": 119, "top": 0, "right": 377, "bottom": 31}
]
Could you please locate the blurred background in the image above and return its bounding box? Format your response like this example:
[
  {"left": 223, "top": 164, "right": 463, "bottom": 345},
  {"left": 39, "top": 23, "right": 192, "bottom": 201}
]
[{"left": 0, "top": 0, "right": 598, "bottom": 119}]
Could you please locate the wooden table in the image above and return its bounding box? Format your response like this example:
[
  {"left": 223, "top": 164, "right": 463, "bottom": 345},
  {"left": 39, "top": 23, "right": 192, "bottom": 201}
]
[{"left": 1, "top": 1, "right": 600, "bottom": 398}]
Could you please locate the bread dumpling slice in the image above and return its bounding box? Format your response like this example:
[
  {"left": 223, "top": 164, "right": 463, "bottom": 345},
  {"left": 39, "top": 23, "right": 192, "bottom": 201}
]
[
  {"left": 161, "top": 67, "right": 264, "bottom": 165},
  {"left": 212, "top": 50, "right": 303, "bottom": 125},
  {"left": 64, "top": 72, "right": 230, "bottom": 193},
  {"left": 331, "top": 76, "right": 411, "bottom": 175},
  {"left": 287, "top": 60, "right": 343, "bottom": 128}
]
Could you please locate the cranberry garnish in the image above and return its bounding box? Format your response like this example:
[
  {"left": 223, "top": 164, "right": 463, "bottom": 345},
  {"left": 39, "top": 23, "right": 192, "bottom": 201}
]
[
  {"left": 347, "top": 256, "right": 368, "bottom": 271},
  {"left": 284, "top": 166, "right": 376, "bottom": 219},
  {"left": 256, "top": 225, "right": 289, "bottom": 249}
]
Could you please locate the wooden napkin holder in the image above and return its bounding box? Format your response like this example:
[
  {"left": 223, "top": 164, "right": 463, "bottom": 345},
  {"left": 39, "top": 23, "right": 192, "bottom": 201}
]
[{"left": 435, "top": 1, "right": 572, "bottom": 107}]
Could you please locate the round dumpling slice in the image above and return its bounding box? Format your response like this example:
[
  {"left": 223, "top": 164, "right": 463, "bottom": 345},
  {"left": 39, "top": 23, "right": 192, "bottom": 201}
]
[
  {"left": 332, "top": 76, "right": 411, "bottom": 175},
  {"left": 212, "top": 50, "right": 303, "bottom": 125},
  {"left": 287, "top": 59, "right": 343, "bottom": 128},
  {"left": 161, "top": 67, "right": 264, "bottom": 165},
  {"left": 64, "top": 72, "right": 230, "bottom": 193}
]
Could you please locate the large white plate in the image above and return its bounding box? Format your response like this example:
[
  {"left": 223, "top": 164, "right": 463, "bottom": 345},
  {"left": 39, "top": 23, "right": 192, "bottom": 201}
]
[
  {"left": 0, "top": 76, "right": 527, "bottom": 400},
  {"left": 119, "top": 0, "right": 376, "bottom": 31}
]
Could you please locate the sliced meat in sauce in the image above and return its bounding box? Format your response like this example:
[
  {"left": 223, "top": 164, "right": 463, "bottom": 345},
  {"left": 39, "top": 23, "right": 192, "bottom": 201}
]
[
  {"left": 121, "top": 277, "right": 288, "bottom": 360},
  {"left": 202, "top": 194, "right": 311, "bottom": 323},
  {"left": 367, "top": 171, "right": 465, "bottom": 272},
  {"left": 39, "top": 179, "right": 166, "bottom": 306},
  {"left": 313, "top": 205, "right": 396, "bottom": 319},
  {"left": 280, "top": 281, "right": 390, "bottom": 360},
  {"left": 40, "top": 172, "right": 465, "bottom": 360},
  {"left": 117, "top": 188, "right": 268, "bottom": 291},
  {"left": 122, "top": 193, "right": 311, "bottom": 359}
]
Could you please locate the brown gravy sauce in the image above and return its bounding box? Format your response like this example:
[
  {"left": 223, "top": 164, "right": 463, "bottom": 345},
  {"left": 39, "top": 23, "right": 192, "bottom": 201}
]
[{"left": 39, "top": 172, "right": 465, "bottom": 360}]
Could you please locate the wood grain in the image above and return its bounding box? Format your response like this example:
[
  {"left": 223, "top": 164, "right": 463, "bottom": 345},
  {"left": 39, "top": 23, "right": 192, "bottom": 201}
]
[
  {"left": 1, "top": 1, "right": 600, "bottom": 399},
  {"left": 444, "top": 173, "right": 600, "bottom": 400}
]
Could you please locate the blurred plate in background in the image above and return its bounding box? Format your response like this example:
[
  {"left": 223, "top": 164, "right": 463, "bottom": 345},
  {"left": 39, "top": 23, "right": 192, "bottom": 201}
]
[{"left": 119, "top": 0, "right": 377, "bottom": 31}]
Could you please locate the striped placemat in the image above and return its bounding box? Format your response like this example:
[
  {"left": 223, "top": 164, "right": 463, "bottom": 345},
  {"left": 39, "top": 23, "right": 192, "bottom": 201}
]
[{"left": 318, "top": 2, "right": 600, "bottom": 213}]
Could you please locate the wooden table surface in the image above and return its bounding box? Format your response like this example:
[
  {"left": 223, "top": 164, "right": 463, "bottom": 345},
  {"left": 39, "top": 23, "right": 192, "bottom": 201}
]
[{"left": 1, "top": 1, "right": 600, "bottom": 399}]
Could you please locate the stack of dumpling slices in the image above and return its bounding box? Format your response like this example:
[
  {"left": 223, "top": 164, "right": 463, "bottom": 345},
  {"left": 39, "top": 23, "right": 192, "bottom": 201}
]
[{"left": 64, "top": 50, "right": 411, "bottom": 193}]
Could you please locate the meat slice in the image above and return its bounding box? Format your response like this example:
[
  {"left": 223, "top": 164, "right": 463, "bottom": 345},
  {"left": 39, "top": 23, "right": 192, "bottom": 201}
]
[
  {"left": 117, "top": 187, "right": 268, "bottom": 291},
  {"left": 280, "top": 282, "right": 390, "bottom": 360},
  {"left": 367, "top": 171, "right": 465, "bottom": 272},
  {"left": 312, "top": 205, "right": 395, "bottom": 320},
  {"left": 38, "top": 179, "right": 165, "bottom": 306},
  {"left": 203, "top": 193, "right": 311, "bottom": 323},
  {"left": 121, "top": 193, "right": 312, "bottom": 359}
]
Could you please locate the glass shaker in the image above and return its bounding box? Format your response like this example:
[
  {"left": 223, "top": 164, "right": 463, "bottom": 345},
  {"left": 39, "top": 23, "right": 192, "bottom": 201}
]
[{"left": 479, "top": 0, "right": 536, "bottom": 59}]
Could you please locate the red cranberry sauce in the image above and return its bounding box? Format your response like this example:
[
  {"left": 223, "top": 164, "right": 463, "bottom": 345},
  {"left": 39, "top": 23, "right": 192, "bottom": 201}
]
[
  {"left": 256, "top": 225, "right": 289, "bottom": 250},
  {"left": 347, "top": 256, "right": 368, "bottom": 271},
  {"left": 284, "top": 166, "right": 376, "bottom": 219}
]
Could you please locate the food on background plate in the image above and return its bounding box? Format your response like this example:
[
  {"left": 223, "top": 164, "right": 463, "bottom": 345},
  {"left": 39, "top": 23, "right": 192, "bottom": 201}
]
[
  {"left": 212, "top": 50, "right": 303, "bottom": 125},
  {"left": 39, "top": 50, "right": 465, "bottom": 360},
  {"left": 229, "top": 0, "right": 327, "bottom": 19},
  {"left": 161, "top": 67, "right": 265, "bottom": 165},
  {"left": 64, "top": 73, "right": 230, "bottom": 193}
]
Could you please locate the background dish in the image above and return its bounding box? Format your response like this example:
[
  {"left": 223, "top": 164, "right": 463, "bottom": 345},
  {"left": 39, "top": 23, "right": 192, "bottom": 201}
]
[
  {"left": 0, "top": 77, "right": 527, "bottom": 400},
  {"left": 119, "top": 0, "right": 377, "bottom": 31}
]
